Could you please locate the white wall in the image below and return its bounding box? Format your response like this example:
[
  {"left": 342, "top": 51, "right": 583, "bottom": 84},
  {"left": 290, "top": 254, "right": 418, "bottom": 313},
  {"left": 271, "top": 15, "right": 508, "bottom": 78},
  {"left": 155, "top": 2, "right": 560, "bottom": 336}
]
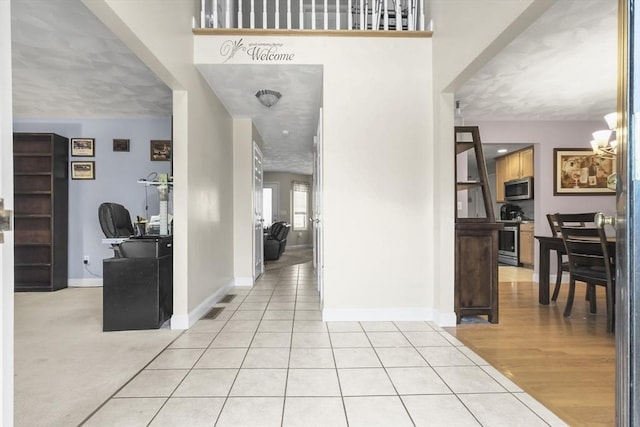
[
  {"left": 13, "top": 118, "right": 171, "bottom": 283},
  {"left": 87, "top": 0, "right": 235, "bottom": 328},
  {"left": 1, "top": 0, "right": 14, "bottom": 423},
  {"left": 195, "top": 35, "right": 438, "bottom": 321}
]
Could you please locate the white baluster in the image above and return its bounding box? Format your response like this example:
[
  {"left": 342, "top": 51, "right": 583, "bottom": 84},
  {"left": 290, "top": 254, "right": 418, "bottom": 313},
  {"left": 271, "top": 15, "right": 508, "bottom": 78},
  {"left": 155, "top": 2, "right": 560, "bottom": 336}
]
[
  {"left": 348, "top": 0, "right": 352, "bottom": 29},
  {"left": 250, "top": 0, "right": 255, "bottom": 28},
  {"left": 287, "top": 0, "right": 292, "bottom": 28},
  {"left": 263, "top": 0, "right": 267, "bottom": 28},
  {"left": 335, "top": 0, "right": 340, "bottom": 29},
  {"left": 238, "top": 0, "right": 243, "bottom": 28},
  {"left": 275, "top": 0, "right": 280, "bottom": 28},
  {"left": 226, "top": 0, "right": 231, "bottom": 28},
  {"left": 311, "top": 0, "right": 316, "bottom": 29},
  {"left": 420, "top": 0, "right": 425, "bottom": 31},
  {"left": 395, "top": 0, "right": 400, "bottom": 30},
  {"left": 359, "top": 0, "right": 363, "bottom": 29},
  {"left": 383, "top": 0, "right": 388, "bottom": 30},
  {"left": 299, "top": 0, "right": 304, "bottom": 29},
  {"left": 201, "top": 0, "right": 206, "bottom": 27},
  {"left": 323, "top": 0, "right": 328, "bottom": 29},
  {"left": 211, "top": 0, "right": 218, "bottom": 28}
]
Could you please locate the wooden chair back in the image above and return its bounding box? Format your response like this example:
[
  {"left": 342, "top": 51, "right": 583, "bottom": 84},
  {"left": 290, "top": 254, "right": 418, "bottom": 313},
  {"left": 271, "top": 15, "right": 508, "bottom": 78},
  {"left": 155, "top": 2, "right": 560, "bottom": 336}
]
[
  {"left": 547, "top": 212, "right": 594, "bottom": 237},
  {"left": 557, "top": 214, "right": 615, "bottom": 332},
  {"left": 559, "top": 225, "right": 613, "bottom": 281}
]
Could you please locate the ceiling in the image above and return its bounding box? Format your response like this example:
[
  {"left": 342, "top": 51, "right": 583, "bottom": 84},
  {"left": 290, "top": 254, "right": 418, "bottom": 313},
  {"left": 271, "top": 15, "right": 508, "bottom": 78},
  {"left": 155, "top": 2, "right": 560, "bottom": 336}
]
[
  {"left": 197, "top": 64, "right": 322, "bottom": 175},
  {"left": 10, "top": 0, "right": 618, "bottom": 172}
]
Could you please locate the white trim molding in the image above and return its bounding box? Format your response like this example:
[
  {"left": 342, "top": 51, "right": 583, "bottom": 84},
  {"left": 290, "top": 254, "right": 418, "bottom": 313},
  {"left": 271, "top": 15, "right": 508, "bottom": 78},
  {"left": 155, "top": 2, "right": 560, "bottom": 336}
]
[
  {"left": 234, "top": 276, "right": 254, "bottom": 286},
  {"left": 322, "top": 307, "right": 434, "bottom": 322},
  {"left": 433, "top": 310, "right": 457, "bottom": 327},
  {"left": 68, "top": 278, "right": 103, "bottom": 287},
  {"left": 171, "top": 279, "right": 235, "bottom": 330},
  {"left": 286, "top": 244, "right": 313, "bottom": 249}
]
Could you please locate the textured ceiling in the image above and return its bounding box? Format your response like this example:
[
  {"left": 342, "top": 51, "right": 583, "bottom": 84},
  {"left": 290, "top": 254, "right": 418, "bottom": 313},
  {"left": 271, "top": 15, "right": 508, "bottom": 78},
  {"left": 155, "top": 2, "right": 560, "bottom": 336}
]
[
  {"left": 11, "top": 0, "right": 172, "bottom": 118},
  {"left": 456, "top": 0, "right": 617, "bottom": 121},
  {"left": 197, "top": 64, "right": 322, "bottom": 175},
  {"left": 11, "top": 0, "right": 618, "bottom": 170}
]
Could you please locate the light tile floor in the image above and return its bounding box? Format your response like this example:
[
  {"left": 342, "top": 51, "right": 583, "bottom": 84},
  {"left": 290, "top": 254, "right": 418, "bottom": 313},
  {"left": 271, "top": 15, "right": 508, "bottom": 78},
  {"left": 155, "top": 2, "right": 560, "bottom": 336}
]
[{"left": 83, "top": 262, "right": 567, "bottom": 426}]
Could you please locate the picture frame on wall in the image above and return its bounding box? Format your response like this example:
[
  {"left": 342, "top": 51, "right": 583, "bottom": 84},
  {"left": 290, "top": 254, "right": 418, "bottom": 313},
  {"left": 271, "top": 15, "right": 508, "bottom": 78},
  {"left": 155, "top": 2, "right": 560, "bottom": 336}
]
[
  {"left": 553, "top": 148, "right": 616, "bottom": 195},
  {"left": 150, "top": 140, "right": 172, "bottom": 161},
  {"left": 113, "top": 139, "right": 130, "bottom": 152},
  {"left": 71, "top": 161, "right": 95, "bottom": 180},
  {"left": 70, "top": 138, "right": 95, "bottom": 157}
]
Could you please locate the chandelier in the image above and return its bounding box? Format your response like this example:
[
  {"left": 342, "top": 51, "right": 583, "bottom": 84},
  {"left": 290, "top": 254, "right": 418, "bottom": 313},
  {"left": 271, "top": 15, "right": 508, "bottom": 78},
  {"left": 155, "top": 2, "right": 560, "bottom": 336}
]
[{"left": 590, "top": 112, "right": 617, "bottom": 159}]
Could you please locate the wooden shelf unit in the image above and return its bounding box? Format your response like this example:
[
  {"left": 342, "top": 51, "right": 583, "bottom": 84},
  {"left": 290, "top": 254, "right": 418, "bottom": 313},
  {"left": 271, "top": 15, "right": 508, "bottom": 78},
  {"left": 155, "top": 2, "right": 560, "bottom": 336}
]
[
  {"left": 13, "top": 133, "right": 69, "bottom": 292},
  {"left": 454, "top": 126, "right": 501, "bottom": 324}
]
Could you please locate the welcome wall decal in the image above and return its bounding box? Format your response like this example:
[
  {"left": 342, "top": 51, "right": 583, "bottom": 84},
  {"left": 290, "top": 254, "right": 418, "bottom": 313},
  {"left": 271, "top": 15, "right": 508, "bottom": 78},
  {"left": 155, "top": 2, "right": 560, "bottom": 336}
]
[{"left": 220, "top": 39, "right": 295, "bottom": 63}]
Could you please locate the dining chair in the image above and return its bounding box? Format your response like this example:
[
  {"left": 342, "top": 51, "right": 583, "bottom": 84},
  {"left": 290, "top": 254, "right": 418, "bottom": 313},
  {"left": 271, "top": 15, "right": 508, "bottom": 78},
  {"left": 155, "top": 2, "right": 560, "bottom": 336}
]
[
  {"left": 546, "top": 213, "right": 591, "bottom": 301},
  {"left": 556, "top": 214, "right": 615, "bottom": 333}
]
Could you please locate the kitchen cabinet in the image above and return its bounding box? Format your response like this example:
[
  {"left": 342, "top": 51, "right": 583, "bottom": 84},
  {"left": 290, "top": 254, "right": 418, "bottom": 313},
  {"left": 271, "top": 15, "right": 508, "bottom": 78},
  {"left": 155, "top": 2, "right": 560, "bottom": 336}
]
[
  {"left": 455, "top": 126, "right": 501, "bottom": 324},
  {"left": 519, "top": 222, "right": 535, "bottom": 267},
  {"left": 495, "top": 146, "right": 534, "bottom": 202},
  {"left": 495, "top": 157, "right": 507, "bottom": 202}
]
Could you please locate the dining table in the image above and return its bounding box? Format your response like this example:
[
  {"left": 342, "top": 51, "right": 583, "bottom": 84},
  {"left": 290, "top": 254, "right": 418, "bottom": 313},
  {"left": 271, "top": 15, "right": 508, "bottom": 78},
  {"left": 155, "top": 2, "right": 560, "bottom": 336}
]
[{"left": 535, "top": 235, "right": 616, "bottom": 305}]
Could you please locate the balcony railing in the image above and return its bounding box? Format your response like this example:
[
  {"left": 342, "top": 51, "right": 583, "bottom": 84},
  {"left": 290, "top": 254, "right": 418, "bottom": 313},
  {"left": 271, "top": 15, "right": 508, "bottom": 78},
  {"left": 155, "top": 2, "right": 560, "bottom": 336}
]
[{"left": 199, "top": 0, "right": 431, "bottom": 32}]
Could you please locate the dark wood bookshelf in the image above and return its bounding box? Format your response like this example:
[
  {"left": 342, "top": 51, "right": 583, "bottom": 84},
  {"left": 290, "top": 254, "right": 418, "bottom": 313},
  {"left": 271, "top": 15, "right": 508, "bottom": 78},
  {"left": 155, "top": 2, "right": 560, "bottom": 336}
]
[{"left": 13, "top": 133, "right": 69, "bottom": 292}]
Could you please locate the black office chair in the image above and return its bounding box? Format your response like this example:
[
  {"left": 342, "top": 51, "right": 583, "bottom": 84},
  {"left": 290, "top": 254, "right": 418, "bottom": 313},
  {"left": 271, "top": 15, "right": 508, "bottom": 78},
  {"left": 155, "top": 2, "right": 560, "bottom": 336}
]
[
  {"left": 98, "top": 202, "right": 135, "bottom": 238},
  {"left": 99, "top": 202, "right": 135, "bottom": 258}
]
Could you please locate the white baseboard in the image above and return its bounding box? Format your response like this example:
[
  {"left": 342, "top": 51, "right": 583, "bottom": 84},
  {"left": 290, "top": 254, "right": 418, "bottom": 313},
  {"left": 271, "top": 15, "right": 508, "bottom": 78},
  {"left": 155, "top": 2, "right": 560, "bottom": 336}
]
[
  {"left": 68, "top": 278, "right": 103, "bottom": 287},
  {"left": 171, "top": 279, "right": 235, "bottom": 330},
  {"left": 286, "top": 244, "right": 312, "bottom": 249},
  {"left": 433, "top": 310, "right": 457, "bottom": 327},
  {"left": 234, "top": 276, "right": 254, "bottom": 286},
  {"left": 322, "top": 307, "right": 434, "bottom": 322}
]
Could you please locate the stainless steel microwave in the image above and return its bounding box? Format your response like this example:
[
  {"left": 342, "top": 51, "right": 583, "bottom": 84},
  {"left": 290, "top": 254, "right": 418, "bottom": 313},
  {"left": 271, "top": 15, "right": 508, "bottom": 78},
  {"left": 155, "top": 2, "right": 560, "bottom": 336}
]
[{"left": 504, "top": 177, "right": 533, "bottom": 201}]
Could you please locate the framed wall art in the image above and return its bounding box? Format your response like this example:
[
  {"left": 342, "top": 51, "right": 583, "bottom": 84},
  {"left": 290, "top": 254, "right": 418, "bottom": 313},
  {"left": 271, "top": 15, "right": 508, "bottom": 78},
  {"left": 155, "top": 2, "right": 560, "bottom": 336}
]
[
  {"left": 150, "top": 140, "right": 172, "bottom": 161},
  {"left": 71, "top": 161, "right": 95, "bottom": 180},
  {"left": 553, "top": 148, "right": 616, "bottom": 195},
  {"left": 71, "top": 138, "right": 95, "bottom": 157},
  {"left": 113, "top": 139, "right": 130, "bottom": 152}
]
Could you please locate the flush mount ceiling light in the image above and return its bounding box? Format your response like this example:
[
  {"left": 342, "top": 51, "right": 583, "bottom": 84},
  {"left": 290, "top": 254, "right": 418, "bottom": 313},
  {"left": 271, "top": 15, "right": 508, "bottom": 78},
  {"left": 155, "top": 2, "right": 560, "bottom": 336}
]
[{"left": 255, "top": 89, "right": 281, "bottom": 108}]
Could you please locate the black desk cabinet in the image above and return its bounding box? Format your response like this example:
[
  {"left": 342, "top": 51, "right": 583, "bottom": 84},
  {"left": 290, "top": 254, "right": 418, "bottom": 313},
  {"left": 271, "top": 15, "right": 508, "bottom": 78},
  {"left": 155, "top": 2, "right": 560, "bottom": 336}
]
[{"left": 103, "top": 237, "right": 173, "bottom": 331}]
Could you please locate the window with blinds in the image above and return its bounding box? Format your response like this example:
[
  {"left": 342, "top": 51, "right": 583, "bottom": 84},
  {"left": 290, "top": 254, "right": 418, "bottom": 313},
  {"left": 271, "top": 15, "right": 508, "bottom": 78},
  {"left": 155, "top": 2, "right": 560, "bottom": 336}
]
[{"left": 292, "top": 181, "right": 309, "bottom": 231}]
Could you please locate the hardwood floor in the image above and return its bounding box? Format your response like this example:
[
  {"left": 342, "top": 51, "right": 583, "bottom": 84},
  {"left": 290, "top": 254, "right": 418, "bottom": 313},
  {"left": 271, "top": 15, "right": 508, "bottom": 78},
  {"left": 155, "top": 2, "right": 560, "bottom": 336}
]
[{"left": 445, "top": 266, "right": 615, "bottom": 426}]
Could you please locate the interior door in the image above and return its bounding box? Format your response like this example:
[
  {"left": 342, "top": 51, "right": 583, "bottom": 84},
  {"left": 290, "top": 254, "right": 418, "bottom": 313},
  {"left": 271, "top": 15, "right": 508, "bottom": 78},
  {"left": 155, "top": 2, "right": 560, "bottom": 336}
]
[
  {"left": 312, "top": 108, "right": 324, "bottom": 300},
  {"left": 1, "top": 1, "right": 14, "bottom": 423},
  {"left": 253, "top": 142, "right": 264, "bottom": 280}
]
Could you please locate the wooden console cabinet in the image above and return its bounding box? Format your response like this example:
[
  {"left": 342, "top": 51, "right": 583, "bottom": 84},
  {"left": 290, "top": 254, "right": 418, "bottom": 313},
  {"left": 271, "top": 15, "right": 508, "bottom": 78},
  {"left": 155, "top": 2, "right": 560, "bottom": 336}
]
[
  {"left": 13, "top": 133, "right": 69, "bottom": 292},
  {"left": 455, "top": 126, "right": 502, "bottom": 323}
]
